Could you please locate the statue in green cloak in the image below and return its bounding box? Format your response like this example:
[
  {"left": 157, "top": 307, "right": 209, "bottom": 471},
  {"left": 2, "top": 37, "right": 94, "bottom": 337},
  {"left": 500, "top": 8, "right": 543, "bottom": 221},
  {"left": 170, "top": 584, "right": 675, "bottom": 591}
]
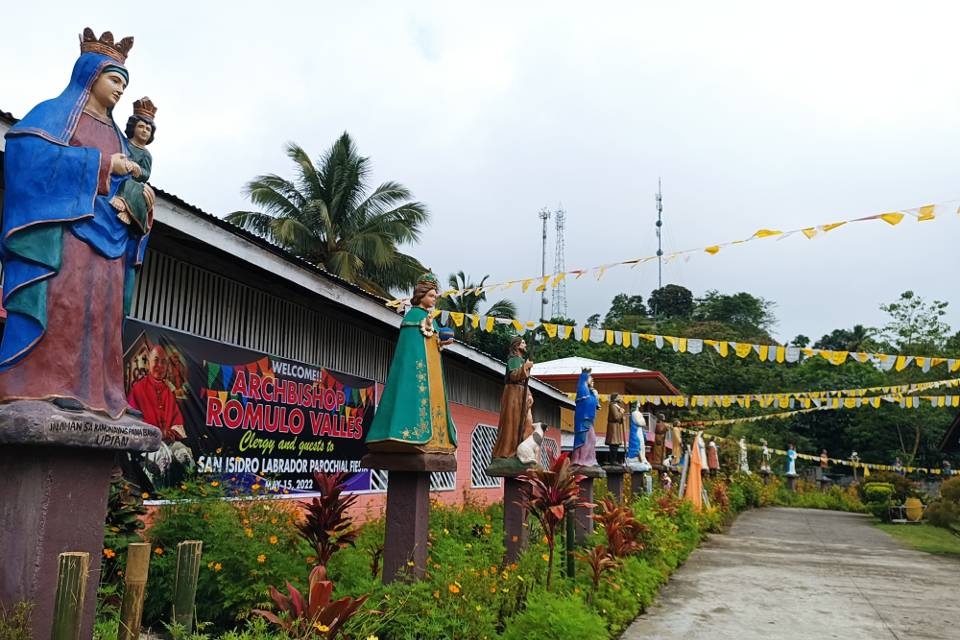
[{"left": 366, "top": 273, "right": 457, "bottom": 454}]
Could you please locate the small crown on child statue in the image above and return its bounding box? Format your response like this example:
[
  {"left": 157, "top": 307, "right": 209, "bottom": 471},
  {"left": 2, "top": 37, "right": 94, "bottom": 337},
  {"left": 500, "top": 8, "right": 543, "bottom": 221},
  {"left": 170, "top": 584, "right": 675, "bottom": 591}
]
[
  {"left": 417, "top": 272, "right": 440, "bottom": 288},
  {"left": 133, "top": 97, "right": 158, "bottom": 122},
  {"left": 581, "top": 367, "right": 592, "bottom": 374},
  {"left": 79, "top": 27, "right": 134, "bottom": 64}
]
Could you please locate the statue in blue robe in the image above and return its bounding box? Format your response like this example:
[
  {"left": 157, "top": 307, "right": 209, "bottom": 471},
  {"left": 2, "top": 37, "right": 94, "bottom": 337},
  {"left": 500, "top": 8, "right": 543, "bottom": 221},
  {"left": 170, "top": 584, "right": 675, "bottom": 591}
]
[
  {"left": 571, "top": 368, "right": 599, "bottom": 468},
  {"left": 0, "top": 30, "right": 149, "bottom": 418}
]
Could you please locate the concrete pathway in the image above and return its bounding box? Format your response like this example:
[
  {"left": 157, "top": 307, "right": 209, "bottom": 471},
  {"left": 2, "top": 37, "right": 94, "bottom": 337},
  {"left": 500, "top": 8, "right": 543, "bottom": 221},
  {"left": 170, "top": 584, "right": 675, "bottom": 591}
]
[{"left": 623, "top": 507, "right": 959, "bottom": 640}]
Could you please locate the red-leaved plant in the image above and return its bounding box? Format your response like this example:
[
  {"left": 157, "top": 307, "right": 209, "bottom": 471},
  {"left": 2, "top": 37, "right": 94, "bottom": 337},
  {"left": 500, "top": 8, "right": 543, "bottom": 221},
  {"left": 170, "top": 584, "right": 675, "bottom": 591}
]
[
  {"left": 253, "top": 565, "right": 368, "bottom": 639},
  {"left": 592, "top": 496, "right": 648, "bottom": 558},
  {"left": 298, "top": 472, "right": 359, "bottom": 567},
  {"left": 575, "top": 544, "right": 620, "bottom": 603},
  {"left": 517, "top": 451, "right": 591, "bottom": 590}
]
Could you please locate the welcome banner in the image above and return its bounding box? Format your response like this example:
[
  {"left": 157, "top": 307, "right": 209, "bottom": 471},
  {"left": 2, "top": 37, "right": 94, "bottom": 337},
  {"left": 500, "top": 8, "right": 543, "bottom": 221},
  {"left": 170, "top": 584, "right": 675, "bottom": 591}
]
[{"left": 122, "top": 320, "right": 377, "bottom": 496}]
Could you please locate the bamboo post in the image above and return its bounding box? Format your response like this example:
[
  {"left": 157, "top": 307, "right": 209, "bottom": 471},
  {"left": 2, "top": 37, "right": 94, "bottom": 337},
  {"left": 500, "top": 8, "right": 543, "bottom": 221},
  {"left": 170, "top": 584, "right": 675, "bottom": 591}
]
[
  {"left": 119, "top": 543, "right": 151, "bottom": 640},
  {"left": 51, "top": 552, "right": 90, "bottom": 640},
  {"left": 171, "top": 540, "right": 203, "bottom": 632}
]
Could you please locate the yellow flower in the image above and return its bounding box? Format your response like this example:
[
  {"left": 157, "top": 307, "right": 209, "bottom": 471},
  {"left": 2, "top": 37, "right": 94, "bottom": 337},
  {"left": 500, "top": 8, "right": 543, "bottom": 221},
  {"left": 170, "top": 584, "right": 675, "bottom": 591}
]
[
  {"left": 102, "top": 548, "right": 116, "bottom": 558},
  {"left": 432, "top": 590, "right": 440, "bottom": 599},
  {"left": 180, "top": 483, "right": 188, "bottom": 490},
  {"left": 541, "top": 553, "right": 550, "bottom": 562},
  {"left": 448, "top": 583, "right": 461, "bottom": 594},
  {"left": 313, "top": 622, "right": 329, "bottom": 632},
  {"left": 475, "top": 605, "right": 482, "bottom": 612},
  {"left": 574, "top": 586, "right": 581, "bottom": 593},
  {"left": 214, "top": 562, "right": 222, "bottom": 571},
  {"left": 251, "top": 483, "right": 261, "bottom": 491},
  {"left": 366, "top": 636, "right": 379, "bottom": 640},
  {"left": 490, "top": 585, "right": 497, "bottom": 593},
  {"left": 465, "top": 543, "right": 472, "bottom": 550},
  {"left": 153, "top": 547, "right": 164, "bottom": 555},
  {"left": 443, "top": 528, "right": 449, "bottom": 535},
  {"left": 141, "top": 492, "right": 150, "bottom": 499},
  {"left": 257, "top": 554, "right": 266, "bottom": 564},
  {"left": 271, "top": 517, "right": 278, "bottom": 524},
  {"left": 244, "top": 528, "right": 254, "bottom": 538},
  {"left": 269, "top": 535, "right": 278, "bottom": 545},
  {"left": 210, "top": 481, "right": 220, "bottom": 487},
  {"left": 215, "top": 447, "right": 222, "bottom": 453},
  {"left": 207, "top": 561, "right": 214, "bottom": 569}
]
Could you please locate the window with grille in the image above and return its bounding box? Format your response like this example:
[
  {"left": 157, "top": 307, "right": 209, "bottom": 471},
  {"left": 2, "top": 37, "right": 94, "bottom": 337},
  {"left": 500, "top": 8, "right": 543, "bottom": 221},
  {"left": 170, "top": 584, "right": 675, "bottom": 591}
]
[
  {"left": 367, "top": 469, "right": 456, "bottom": 493},
  {"left": 540, "top": 437, "right": 559, "bottom": 468},
  {"left": 471, "top": 424, "right": 503, "bottom": 489},
  {"left": 431, "top": 471, "right": 457, "bottom": 492}
]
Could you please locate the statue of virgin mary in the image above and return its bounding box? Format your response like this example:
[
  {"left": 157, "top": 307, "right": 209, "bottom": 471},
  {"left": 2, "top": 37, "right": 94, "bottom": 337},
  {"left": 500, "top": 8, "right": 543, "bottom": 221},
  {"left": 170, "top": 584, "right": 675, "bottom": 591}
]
[{"left": 0, "top": 29, "right": 150, "bottom": 418}]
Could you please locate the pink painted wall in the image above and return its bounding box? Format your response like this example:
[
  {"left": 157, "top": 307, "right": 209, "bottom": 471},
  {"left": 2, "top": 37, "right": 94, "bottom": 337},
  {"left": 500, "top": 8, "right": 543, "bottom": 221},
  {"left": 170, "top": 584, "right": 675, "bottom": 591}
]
[{"left": 347, "top": 402, "right": 561, "bottom": 524}]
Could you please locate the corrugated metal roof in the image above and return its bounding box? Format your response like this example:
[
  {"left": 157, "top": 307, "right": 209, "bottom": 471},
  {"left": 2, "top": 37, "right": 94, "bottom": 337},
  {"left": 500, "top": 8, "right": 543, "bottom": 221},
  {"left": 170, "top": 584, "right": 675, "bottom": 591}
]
[{"left": 532, "top": 357, "right": 652, "bottom": 377}]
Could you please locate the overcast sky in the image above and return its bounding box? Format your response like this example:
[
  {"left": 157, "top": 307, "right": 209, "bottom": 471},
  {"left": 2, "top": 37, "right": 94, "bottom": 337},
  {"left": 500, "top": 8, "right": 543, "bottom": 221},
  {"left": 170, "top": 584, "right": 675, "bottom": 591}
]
[{"left": 3, "top": 2, "right": 958, "bottom": 344}]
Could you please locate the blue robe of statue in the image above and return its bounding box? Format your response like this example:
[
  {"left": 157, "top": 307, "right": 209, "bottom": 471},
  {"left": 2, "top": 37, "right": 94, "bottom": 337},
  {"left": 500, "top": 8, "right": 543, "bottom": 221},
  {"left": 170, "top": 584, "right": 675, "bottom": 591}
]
[
  {"left": 0, "top": 51, "right": 147, "bottom": 370},
  {"left": 573, "top": 370, "right": 598, "bottom": 449}
]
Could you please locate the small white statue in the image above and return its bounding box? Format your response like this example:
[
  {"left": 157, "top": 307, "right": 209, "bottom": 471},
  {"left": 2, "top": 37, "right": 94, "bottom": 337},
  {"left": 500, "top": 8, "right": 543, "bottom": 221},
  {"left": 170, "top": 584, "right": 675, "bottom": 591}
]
[
  {"left": 760, "top": 439, "right": 772, "bottom": 474},
  {"left": 738, "top": 437, "right": 751, "bottom": 475}
]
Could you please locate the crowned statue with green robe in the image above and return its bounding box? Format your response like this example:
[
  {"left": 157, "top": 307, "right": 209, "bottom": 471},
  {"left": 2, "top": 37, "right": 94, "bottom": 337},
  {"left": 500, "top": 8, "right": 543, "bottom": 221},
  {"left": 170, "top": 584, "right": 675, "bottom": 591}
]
[{"left": 366, "top": 273, "right": 457, "bottom": 454}]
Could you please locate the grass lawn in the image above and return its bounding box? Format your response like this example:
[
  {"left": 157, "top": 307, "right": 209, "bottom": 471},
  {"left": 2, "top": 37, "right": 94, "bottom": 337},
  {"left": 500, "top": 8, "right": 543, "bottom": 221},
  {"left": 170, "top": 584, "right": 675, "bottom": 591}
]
[{"left": 876, "top": 523, "right": 960, "bottom": 557}]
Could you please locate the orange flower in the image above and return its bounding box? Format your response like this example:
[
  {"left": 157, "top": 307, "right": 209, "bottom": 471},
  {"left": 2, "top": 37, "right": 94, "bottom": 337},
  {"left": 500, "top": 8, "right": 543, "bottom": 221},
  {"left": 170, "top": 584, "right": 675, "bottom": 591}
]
[
  {"left": 213, "top": 562, "right": 222, "bottom": 571},
  {"left": 251, "top": 483, "right": 261, "bottom": 491},
  {"left": 448, "top": 583, "right": 461, "bottom": 594},
  {"left": 153, "top": 547, "right": 164, "bottom": 555},
  {"left": 306, "top": 556, "right": 316, "bottom": 564},
  {"left": 141, "top": 492, "right": 150, "bottom": 499},
  {"left": 257, "top": 554, "right": 266, "bottom": 564},
  {"left": 102, "top": 548, "right": 116, "bottom": 559},
  {"left": 269, "top": 535, "right": 278, "bottom": 545},
  {"left": 210, "top": 481, "right": 220, "bottom": 487},
  {"left": 432, "top": 590, "right": 440, "bottom": 599},
  {"left": 489, "top": 585, "right": 497, "bottom": 594}
]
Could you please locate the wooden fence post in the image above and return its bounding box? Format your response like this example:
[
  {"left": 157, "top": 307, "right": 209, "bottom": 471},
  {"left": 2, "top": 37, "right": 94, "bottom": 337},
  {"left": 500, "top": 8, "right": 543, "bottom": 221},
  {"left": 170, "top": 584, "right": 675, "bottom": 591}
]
[
  {"left": 51, "top": 552, "right": 90, "bottom": 640},
  {"left": 119, "top": 543, "right": 151, "bottom": 640},
  {"left": 171, "top": 540, "right": 203, "bottom": 632}
]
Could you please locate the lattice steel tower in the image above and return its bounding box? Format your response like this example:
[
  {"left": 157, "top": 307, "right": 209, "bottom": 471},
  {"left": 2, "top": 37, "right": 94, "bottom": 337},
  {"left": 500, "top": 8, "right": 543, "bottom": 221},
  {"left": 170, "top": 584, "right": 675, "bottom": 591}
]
[{"left": 551, "top": 206, "right": 567, "bottom": 319}]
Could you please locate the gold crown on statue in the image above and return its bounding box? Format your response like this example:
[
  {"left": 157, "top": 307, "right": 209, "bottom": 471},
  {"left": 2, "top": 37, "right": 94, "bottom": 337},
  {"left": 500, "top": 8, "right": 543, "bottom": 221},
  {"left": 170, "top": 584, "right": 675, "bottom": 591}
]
[
  {"left": 133, "top": 97, "right": 157, "bottom": 121},
  {"left": 80, "top": 28, "right": 134, "bottom": 64},
  {"left": 417, "top": 272, "right": 440, "bottom": 288}
]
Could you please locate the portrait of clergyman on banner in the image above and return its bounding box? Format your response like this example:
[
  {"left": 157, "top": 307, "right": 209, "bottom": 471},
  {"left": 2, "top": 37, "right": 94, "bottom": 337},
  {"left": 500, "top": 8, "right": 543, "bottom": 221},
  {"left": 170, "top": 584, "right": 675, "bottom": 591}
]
[{"left": 122, "top": 331, "right": 196, "bottom": 491}]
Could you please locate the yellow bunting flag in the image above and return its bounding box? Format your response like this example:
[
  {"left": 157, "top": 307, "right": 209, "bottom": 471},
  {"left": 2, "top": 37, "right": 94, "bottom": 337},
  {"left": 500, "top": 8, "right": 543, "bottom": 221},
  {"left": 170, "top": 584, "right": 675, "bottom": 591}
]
[{"left": 880, "top": 212, "right": 904, "bottom": 226}]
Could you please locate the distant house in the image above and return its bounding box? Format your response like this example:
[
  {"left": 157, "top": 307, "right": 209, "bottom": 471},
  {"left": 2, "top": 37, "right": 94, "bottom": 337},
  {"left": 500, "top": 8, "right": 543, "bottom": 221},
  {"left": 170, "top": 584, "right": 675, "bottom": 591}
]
[{"left": 531, "top": 356, "right": 681, "bottom": 454}]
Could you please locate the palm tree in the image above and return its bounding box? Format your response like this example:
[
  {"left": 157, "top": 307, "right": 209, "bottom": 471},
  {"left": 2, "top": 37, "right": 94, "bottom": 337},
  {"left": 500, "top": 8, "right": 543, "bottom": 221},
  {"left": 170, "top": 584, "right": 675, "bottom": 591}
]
[
  {"left": 438, "top": 272, "right": 518, "bottom": 340},
  {"left": 226, "top": 134, "right": 429, "bottom": 297}
]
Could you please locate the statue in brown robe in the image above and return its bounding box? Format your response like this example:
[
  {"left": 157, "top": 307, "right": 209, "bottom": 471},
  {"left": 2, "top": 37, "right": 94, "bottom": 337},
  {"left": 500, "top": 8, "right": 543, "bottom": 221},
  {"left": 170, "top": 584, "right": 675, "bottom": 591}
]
[
  {"left": 605, "top": 394, "right": 628, "bottom": 464},
  {"left": 490, "top": 337, "right": 534, "bottom": 464},
  {"left": 651, "top": 413, "right": 668, "bottom": 468}
]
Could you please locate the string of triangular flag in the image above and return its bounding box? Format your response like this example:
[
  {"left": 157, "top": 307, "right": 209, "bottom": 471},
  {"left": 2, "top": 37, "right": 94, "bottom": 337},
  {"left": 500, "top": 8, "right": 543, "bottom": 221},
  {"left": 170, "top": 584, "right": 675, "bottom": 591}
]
[
  {"left": 388, "top": 198, "right": 959, "bottom": 306},
  {"left": 430, "top": 309, "right": 960, "bottom": 373},
  {"left": 590, "top": 391, "right": 960, "bottom": 410},
  {"left": 582, "top": 377, "right": 960, "bottom": 408},
  {"left": 675, "top": 395, "right": 960, "bottom": 427},
  {"left": 678, "top": 427, "right": 954, "bottom": 475}
]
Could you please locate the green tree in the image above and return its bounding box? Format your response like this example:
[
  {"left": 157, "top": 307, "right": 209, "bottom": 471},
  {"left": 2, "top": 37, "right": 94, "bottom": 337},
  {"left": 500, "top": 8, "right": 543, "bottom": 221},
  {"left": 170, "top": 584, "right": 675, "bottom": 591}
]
[
  {"left": 649, "top": 284, "right": 694, "bottom": 318},
  {"left": 879, "top": 290, "right": 950, "bottom": 351},
  {"left": 813, "top": 325, "right": 877, "bottom": 352},
  {"left": 226, "top": 134, "right": 429, "bottom": 296},
  {"left": 693, "top": 290, "right": 776, "bottom": 332},
  {"left": 791, "top": 334, "right": 811, "bottom": 348},
  {"left": 437, "top": 272, "right": 517, "bottom": 340},
  {"left": 603, "top": 293, "right": 648, "bottom": 327}
]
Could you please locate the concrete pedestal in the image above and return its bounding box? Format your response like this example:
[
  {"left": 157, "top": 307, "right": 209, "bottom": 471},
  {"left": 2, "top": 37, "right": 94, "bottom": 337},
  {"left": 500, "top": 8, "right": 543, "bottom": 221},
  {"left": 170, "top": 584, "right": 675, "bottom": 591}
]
[
  {"left": 786, "top": 474, "right": 798, "bottom": 492},
  {"left": 362, "top": 452, "right": 456, "bottom": 584},
  {"left": 0, "top": 401, "right": 160, "bottom": 640},
  {"left": 574, "top": 477, "right": 595, "bottom": 545},
  {"left": 627, "top": 471, "right": 645, "bottom": 501},
  {"left": 502, "top": 477, "right": 528, "bottom": 565},
  {"left": 603, "top": 465, "right": 626, "bottom": 502}
]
